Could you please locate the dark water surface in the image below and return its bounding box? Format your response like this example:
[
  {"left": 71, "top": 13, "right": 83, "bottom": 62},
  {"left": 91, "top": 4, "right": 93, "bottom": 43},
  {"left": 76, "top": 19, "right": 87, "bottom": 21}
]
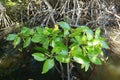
[
  {"left": 92, "top": 53, "right": 120, "bottom": 80},
  {"left": 0, "top": 59, "right": 60, "bottom": 80}
]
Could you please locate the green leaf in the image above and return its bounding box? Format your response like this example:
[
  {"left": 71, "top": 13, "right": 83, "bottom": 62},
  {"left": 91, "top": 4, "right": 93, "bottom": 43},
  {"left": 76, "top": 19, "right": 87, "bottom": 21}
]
[
  {"left": 80, "top": 26, "right": 93, "bottom": 40},
  {"left": 70, "top": 45, "right": 82, "bottom": 56},
  {"left": 36, "top": 27, "right": 43, "bottom": 34},
  {"left": 43, "top": 29, "right": 51, "bottom": 36},
  {"left": 42, "top": 59, "right": 54, "bottom": 74},
  {"left": 43, "top": 38, "right": 49, "bottom": 49},
  {"left": 34, "top": 47, "right": 48, "bottom": 53},
  {"left": 75, "top": 36, "right": 82, "bottom": 44},
  {"left": 100, "top": 40, "right": 109, "bottom": 49},
  {"left": 82, "top": 35, "right": 87, "bottom": 42},
  {"left": 64, "top": 30, "right": 69, "bottom": 37},
  {"left": 87, "top": 39, "right": 100, "bottom": 46},
  {"left": 85, "top": 29, "right": 93, "bottom": 40},
  {"left": 43, "top": 27, "right": 53, "bottom": 36},
  {"left": 73, "top": 55, "right": 90, "bottom": 71},
  {"left": 92, "top": 39, "right": 100, "bottom": 45},
  {"left": 86, "top": 33, "right": 93, "bottom": 40},
  {"left": 73, "top": 55, "right": 90, "bottom": 65},
  {"left": 20, "top": 27, "right": 32, "bottom": 36},
  {"left": 69, "top": 28, "right": 82, "bottom": 37},
  {"left": 89, "top": 56, "right": 102, "bottom": 65},
  {"left": 23, "top": 37, "right": 31, "bottom": 48},
  {"left": 84, "top": 63, "right": 90, "bottom": 71},
  {"left": 95, "top": 27, "right": 101, "bottom": 39},
  {"left": 52, "top": 42, "right": 68, "bottom": 54},
  {"left": 20, "top": 27, "right": 30, "bottom": 34},
  {"left": 31, "top": 33, "right": 41, "bottom": 43},
  {"left": 13, "top": 36, "right": 21, "bottom": 48},
  {"left": 32, "top": 53, "right": 46, "bottom": 61},
  {"left": 61, "top": 50, "right": 68, "bottom": 55},
  {"left": 7, "top": 34, "right": 17, "bottom": 41},
  {"left": 29, "top": 29, "right": 35, "bottom": 35},
  {"left": 52, "top": 47, "right": 61, "bottom": 54},
  {"left": 51, "top": 40, "right": 56, "bottom": 47},
  {"left": 55, "top": 54, "right": 70, "bottom": 63},
  {"left": 59, "top": 21, "right": 71, "bottom": 30},
  {"left": 6, "top": 1, "right": 16, "bottom": 6}
]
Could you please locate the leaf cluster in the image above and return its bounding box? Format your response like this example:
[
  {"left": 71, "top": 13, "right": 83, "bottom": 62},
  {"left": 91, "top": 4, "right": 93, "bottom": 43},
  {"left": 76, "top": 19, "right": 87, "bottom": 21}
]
[{"left": 6, "top": 21, "right": 109, "bottom": 73}]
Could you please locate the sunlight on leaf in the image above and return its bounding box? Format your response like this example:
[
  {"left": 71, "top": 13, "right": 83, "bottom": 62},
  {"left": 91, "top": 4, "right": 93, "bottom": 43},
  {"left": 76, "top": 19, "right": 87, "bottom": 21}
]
[
  {"left": 95, "top": 27, "right": 101, "bottom": 39},
  {"left": 59, "top": 21, "right": 71, "bottom": 30},
  {"left": 100, "top": 40, "right": 109, "bottom": 49},
  {"left": 31, "top": 33, "right": 41, "bottom": 43},
  {"left": 32, "top": 53, "right": 46, "bottom": 61},
  {"left": 13, "top": 36, "right": 21, "bottom": 48},
  {"left": 7, "top": 34, "right": 17, "bottom": 41},
  {"left": 42, "top": 59, "right": 54, "bottom": 74},
  {"left": 55, "top": 54, "right": 70, "bottom": 63},
  {"left": 23, "top": 37, "right": 31, "bottom": 48},
  {"left": 89, "top": 56, "right": 102, "bottom": 65}
]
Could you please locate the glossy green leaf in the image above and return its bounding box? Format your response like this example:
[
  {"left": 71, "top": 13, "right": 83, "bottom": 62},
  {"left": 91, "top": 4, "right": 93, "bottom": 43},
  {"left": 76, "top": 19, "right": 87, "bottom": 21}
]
[
  {"left": 43, "top": 29, "right": 51, "bottom": 36},
  {"left": 51, "top": 40, "right": 56, "bottom": 47},
  {"left": 73, "top": 55, "right": 90, "bottom": 64},
  {"left": 59, "top": 21, "right": 71, "bottom": 30},
  {"left": 31, "top": 33, "right": 41, "bottom": 43},
  {"left": 55, "top": 37, "right": 62, "bottom": 42},
  {"left": 81, "top": 64, "right": 85, "bottom": 69},
  {"left": 70, "top": 46, "right": 82, "bottom": 56},
  {"left": 42, "top": 59, "right": 54, "bottom": 74},
  {"left": 52, "top": 42, "right": 68, "bottom": 54},
  {"left": 84, "top": 63, "right": 90, "bottom": 71},
  {"left": 86, "top": 33, "right": 93, "bottom": 40},
  {"left": 20, "top": 27, "right": 30, "bottom": 34},
  {"left": 23, "top": 37, "right": 31, "bottom": 48},
  {"left": 80, "top": 26, "right": 93, "bottom": 40},
  {"left": 13, "top": 36, "right": 21, "bottom": 48},
  {"left": 85, "top": 30, "right": 93, "bottom": 40},
  {"left": 81, "top": 63, "right": 90, "bottom": 72},
  {"left": 95, "top": 27, "right": 101, "bottom": 39},
  {"left": 75, "top": 36, "right": 82, "bottom": 44},
  {"left": 29, "top": 29, "right": 34, "bottom": 35},
  {"left": 89, "top": 56, "right": 102, "bottom": 65},
  {"left": 20, "top": 27, "right": 32, "bottom": 36},
  {"left": 100, "top": 40, "right": 109, "bottom": 49},
  {"left": 36, "top": 27, "right": 43, "bottom": 34},
  {"left": 55, "top": 55, "right": 70, "bottom": 63},
  {"left": 60, "top": 50, "right": 68, "bottom": 55},
  {"left": 82, "top": 35, "right": 87, "bottom": 42},
  {"left": 52, "top": 47, "right": 61, "bottom": 54},
  {"left": 69, "top": 28, "right": 82, "bottom": 37},
  {"left": 7, "top": 34, "right": 17, "bottom": 41},
  {"left": 32, "top": 53, "right": 46, "bottom": 61},
  {"left": 93, "top": 39, "right": 100, "bottom": 45},
  {"left": 73, "top": 55, "right": 90, "bottom": 65},
  {"left": 55, "top": 41, "right": 67, "bottom": 48},
  {"left": 43, "top": 38, "right": 49, "bottom": 49},
  {"left": 87, "top": 39, "right": 100, "bottom": 46},
  {"left": 52, "top": 47, "right": 67, "bottom": 55},
  {"left": 64, "top": 30, "right": 69, "bottom": 37},
  {"left": 46, "top": 27, "right": 53, "bottom": 33}
]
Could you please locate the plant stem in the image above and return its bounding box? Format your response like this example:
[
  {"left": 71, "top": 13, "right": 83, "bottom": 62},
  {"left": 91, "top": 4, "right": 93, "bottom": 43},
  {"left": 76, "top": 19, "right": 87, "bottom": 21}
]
[
  {"left": 67, "top": 63, "right": 70, "bottom": 80},
  {"left": 60, "top": 62, "right": 64, "bottom": 80}
]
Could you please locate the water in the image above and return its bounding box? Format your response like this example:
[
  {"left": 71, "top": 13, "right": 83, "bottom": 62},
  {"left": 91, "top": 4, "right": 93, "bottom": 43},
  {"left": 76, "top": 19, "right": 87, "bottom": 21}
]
[{"left": 91, "top": 52, "right": 120, "bottom": 80}]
